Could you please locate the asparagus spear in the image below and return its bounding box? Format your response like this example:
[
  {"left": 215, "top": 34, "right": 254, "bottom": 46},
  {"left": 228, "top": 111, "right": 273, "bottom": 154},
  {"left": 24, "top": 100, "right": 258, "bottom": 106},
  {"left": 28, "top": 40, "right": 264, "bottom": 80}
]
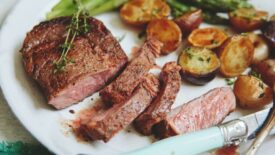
[
  {"left": 47, "top": 0, "right": 127, "bottom": 19},
  {"left": 167, "top": 0, "right": 192, "bottom": 13},
  {"left": 46, "top": 0, "right": 77, "bottom": 19},
  {"left": 89, "top": 0, "right": 129, "bottom": 16},
  {"left": 167, "top": 0, "right": 198, "bottom": 18},
  {"left": 203, "top": 11, "right": 229, "bottom": 25},
  {"left": 181, "top": 0, "right": 253, "bottom": 12}
]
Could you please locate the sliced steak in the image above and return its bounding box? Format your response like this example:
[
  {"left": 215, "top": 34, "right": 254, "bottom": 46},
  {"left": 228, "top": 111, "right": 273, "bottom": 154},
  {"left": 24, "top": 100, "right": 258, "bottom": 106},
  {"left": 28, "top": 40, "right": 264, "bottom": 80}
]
[
  {"left": 153, "top": 87, "right": 236, "bottom": 139},
  {"left": 100, "top": 39, "right": 162, "bottom": 105},
  {"left": 134, "top": 62, "right": 181, "bottom": 135},
  {"left": 78, "top": 74, "right": 160, "bottom": 142},
  {"left": 20, "top": 17, "right": 128, "bottom": 109}
]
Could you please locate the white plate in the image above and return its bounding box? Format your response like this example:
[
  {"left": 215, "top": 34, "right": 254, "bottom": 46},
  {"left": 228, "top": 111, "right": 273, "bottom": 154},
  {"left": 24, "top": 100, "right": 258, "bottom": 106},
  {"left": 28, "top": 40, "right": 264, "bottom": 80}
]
[{"left": 0, "top": 0, "right": 274, "bottom": 154}]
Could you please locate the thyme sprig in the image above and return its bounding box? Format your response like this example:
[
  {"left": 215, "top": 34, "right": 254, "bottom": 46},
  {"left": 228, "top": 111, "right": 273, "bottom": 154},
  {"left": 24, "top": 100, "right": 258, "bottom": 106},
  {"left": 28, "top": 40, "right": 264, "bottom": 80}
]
[{"left": 53, "top": 1, "right": 90, "bottom": 73}]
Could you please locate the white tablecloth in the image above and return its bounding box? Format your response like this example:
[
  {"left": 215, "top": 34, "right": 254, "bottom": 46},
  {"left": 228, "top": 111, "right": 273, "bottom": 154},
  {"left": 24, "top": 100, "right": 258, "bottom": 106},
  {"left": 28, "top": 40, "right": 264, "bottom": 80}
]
[{"left": 0, "top": 0, "right": 38, "bottom": 144}]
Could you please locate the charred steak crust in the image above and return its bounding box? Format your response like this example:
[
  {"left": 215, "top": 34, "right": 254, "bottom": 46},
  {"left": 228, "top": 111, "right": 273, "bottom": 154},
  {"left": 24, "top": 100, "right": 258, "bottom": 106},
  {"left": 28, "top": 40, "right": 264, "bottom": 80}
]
[
  {"left": 78, "top": 74, "right": 160, "bottom": 142},
  {"left": 134, "top": 62, "right": 181, "bottom": 135},
  {"left": 99, "top": 39, "right": 163, "bottom": 105},
  {"left": 153, "top": 87, "right": 236, "bottom": 139},
  {"left": 21, "top": 17, "right": 128, "bottom": 109}
]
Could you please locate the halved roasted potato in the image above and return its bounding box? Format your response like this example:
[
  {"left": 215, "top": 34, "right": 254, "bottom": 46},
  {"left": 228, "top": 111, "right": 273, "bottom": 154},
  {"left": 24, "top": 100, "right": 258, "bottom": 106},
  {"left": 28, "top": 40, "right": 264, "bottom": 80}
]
[
  {"left": 247, "top": 33, "right": 270, "bottom": 64},
  {"left": 252, "top": 59, "right": 275, "bottom": 87},
  {"left": 233, "top": 75, "right": 272, "bottom": 109},
  {"left": 262, "top": 20, "right": 275, "bottom": 50},
  {"left": 174, "top": 9, "right": 202, "bottom": 35},
  {"left": 120, "top": 0, "right": 170, "bottom": 26},
  {"left": 218, "top": 35, "right": 254, "bottom": 77},
  {"left": 188, "top": 27, "right": 228, "bottom": 49},
  {"left": 178, "top": 47, "right": 220, "bottom": 85},
  {"left": 147, "top": 19, "right": 182, "bottom": 54},
  {"left": 229, "top": 8, "right": 268, "bottom": 32}
]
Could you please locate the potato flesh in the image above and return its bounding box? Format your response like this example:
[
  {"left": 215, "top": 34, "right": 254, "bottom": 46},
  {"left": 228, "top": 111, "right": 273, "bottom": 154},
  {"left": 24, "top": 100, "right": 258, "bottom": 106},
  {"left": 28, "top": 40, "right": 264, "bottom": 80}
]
[
  {"left": 219, "top": 36, "right": 254, "bottom": 77},
  {"left": 179, "top": 47, "right": 220, "bottom": 75},
  {"left": 188, "top": 28, "right": 228, "bottom": 49},
  {"left": 247, "top": 33, "right": 270, "bottom": 64},
  {"left": 229, "top": 8, "right": 268, "bottom": 32},
  {"left": 147, "top": 19, "right": 182, "bottom": 54},
  {"left": 120, "top": 0, "right": 170, "bottom": 25}
]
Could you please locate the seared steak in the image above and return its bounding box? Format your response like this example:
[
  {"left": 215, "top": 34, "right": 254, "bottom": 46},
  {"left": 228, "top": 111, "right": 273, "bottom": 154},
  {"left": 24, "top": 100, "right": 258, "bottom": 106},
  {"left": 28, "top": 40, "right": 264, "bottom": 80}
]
[
  {"left": 78, "top": 74, "right": 160, "bottom": 142},
  {"left": 153, "top": 87, "right": 236, "bottom": 139},
  {"left": 100, "top": 39, "right": 162, "bottom": 105},
  {"left": 20, "top": 17, "right": 128, "bottom": 109},
  {"left": 134, "top": 62, "right": 181, "bottom": 135}
]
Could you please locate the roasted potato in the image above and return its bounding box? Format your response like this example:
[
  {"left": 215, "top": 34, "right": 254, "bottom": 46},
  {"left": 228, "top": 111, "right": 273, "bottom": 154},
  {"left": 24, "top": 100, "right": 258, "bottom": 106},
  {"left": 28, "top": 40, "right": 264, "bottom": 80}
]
[
  {"left": 262, "top": 20, "right": 275, "bottom": 50},
  {"left": 229, "top": 8, "right": 268, "bottom": 32},
  {"left": 120, "top": 0, "right": 170, "bottom": 26},
  {"left": 233, "top": 75, "right": 272, "bottom": 109},
  {"left": 218, "top": 35, "right": 254, "bottom": 77},
  {"left": 188, "top": 27, "right": 228, "bottom": 49},
  {"left": 147, "top": 19, "right": 182, "bottom": 54},
  {"left": 178, "top": 47, "right": 220, "bottom": 85},
  {"left": 174, "top": 9, "right": 202, "bottom": 35},
  {"left": 247, "top": 33, "right": 270, "bottom": 64},
  {"left": 253, "top": 59, "right": 275, "bottom": 87}
]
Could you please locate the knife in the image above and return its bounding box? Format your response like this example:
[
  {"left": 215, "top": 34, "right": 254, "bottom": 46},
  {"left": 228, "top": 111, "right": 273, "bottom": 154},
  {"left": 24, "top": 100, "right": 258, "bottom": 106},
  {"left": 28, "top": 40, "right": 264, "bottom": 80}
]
[{"left": 121, "top": 108, "right": 275, "bottom": 155}]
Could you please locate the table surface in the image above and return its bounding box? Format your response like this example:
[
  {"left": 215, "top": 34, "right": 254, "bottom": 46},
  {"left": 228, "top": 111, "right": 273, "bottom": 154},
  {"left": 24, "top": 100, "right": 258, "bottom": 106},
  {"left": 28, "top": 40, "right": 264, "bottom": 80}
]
[{"left": 0, "top": 1, "right": 274, "bottom": 155}]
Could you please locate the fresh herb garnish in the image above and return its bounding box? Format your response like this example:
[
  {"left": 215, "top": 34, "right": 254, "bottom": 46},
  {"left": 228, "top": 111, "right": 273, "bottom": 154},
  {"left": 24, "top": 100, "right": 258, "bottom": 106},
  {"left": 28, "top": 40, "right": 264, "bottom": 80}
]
[
  {"left": 53, "top": 0, "right": 90, "bottom": 73},
  {"left": 186, "top": 48, "right": 194, "bottom": 59},
  {"left": 116, "top": 34, "right": 126, "bottom": 42},
  {"left": 206, "top": 57, "right": 211, "bottom": 63},
  {"left": 258, "top": 82, "right": 264, "bottom": 89},
  {"left": 225, "top": 78, "right": 236, "bottom": 86},
  {"left": 211, "top": 39, "right": 218, "bottom": 44},
  {"left": 138, "top": 30, "right": 146, "bottom": 39},
  {"left": 198, "top": 57, "right": 204, "bottom": 61},
  {"left": 241, "top": 32, "right": 248, "bottom": 36},
  {"left": 258, "top": 93, "right": 265, "bottom": 98},
  {"left": 250, "top": 70, "right": 262, "bottom": 80}
]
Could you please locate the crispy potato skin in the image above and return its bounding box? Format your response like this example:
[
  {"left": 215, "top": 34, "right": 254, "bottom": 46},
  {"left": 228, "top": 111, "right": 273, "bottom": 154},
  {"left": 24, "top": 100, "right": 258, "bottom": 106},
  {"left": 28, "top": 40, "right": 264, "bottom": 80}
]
[
  {"left": 188, "top": 27, "right": 228, "bottom": 49},
  {"left": 174, "top": 9, "right": 202, "bottom": 35},
  {"left": 178, "top": 47, "right": 220, "bottom": 85},
  {"left": 252, "top": 59, "right": 275, "bottom": 87},
  {"left": 218, "top": 35, "right": 254, "bottom": 77},
  {"left": 262, "top": 20, "right": 275, "bottom": 50},
  {"left": 247, "top": 33, "right": 270, "bottom": 65},
  {"left": 120, "top": 0, "right": 170, "bottom": 26},
  {"left": 147, "top": 19, "right": 182, "bottom": 54},
  {"left": 229, "top": 8, "right": 268, "bottom": 32},
  {"left": 233, "top": 75, "right": 272, "bottom": 109}
]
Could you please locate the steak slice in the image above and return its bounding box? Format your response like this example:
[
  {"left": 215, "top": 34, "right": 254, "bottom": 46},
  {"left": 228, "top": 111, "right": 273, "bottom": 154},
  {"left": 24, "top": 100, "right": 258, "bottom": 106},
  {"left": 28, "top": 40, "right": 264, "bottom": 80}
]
[
  {"left": 100, "top": 39, "right": 162, "bottom": 105},
  {"left": 134, "top": 62, "right": 181, "bottom": 135},
  {"left": 78, "top": 74, "right": 160, "bottom": 142},
  {"left": 153, "top": 87, "right": 236, "bottom": 139},
  {"left": 20, "top": 17, "right": 128, "bottom": 109}
]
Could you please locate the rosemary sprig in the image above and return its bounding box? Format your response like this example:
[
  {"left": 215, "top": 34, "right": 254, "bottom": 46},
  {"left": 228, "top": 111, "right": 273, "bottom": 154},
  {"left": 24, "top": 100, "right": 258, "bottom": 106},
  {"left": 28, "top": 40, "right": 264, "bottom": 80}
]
[{"left": 53, "top": 1, "right": 90, "bottom": 73}]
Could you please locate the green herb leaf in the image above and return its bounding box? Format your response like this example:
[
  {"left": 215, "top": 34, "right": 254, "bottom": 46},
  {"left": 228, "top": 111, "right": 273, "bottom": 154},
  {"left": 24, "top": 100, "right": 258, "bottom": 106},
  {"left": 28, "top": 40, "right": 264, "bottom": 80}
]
[
  {"left": 138, "top": 30, "right": 146, "bottom": 39},
  {"left": 54, "top": 0, "right": 90, "bottom": 73},
  {"left": 225, "top": 78, "right": 236, "bottom": 86},
  {"left": 116, "top": 34, "right": 126, "bottom": 42},
  {"left": 211, "top": 40, "right": 218, "bottom": 44},
  {"left": 258, "top": 93, "right": 265, "bottom": 98},
  {"left": 250, "top": 70, "right": 262, "bottom": 80},
  {"left": 258, "top": 82, "right": 264, "bottom": 89},
  {"left": 198, "top": 57, "right": 204, "bottom": 61}
]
